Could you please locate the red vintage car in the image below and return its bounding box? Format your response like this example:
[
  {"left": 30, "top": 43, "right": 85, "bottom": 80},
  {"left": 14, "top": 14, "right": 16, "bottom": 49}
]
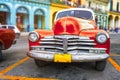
[
  {"left": 27, "top": 8, "right": 110, "bottom": 71},
  {"left": 0, "top": 28, "right": 15, "bottom": 61}
]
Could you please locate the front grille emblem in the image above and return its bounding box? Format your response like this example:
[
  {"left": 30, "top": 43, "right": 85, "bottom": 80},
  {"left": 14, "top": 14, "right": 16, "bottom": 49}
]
[{"left": 63, "top": 38, "right": 68, "bottom": 53}]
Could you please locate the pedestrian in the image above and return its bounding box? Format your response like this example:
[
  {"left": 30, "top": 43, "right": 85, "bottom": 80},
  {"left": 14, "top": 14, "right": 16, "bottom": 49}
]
[
  {"left": 104, "top": 27, "right": 107, "bottom": 31},
  {"left": 27, "top": 24, "right": 30, "bottom": 32},
  {"left": 115, "top": 27, "right": 119, "bottom": 33}
]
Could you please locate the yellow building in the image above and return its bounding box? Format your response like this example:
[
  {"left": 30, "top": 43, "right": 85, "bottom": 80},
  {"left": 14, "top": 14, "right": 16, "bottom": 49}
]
[
  {"left": 108, "top": 0, "right": 120, "bottom": 31},
  {"left": 50, "top": 0, "right": 81, "bottom": 29},
  {"left": 50, "top": 3, "right": 71, "bottom": 29},
  {"left": 50, "top": 0, "right": 109, "bottom": 29}
]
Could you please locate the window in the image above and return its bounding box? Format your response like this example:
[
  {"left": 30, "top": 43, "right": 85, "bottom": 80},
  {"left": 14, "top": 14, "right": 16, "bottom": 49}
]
[
  {"left": 2, "top": 26, "right": 6, "bottom": 28},
  {"left": 56, "top": 10, "right": 93, "bottom": 20},
  {"left": 117, "top": 2, "right": 119, "bottom": 12},
  {"left": 110, "top": 0, "right": 113, "bottom": 11},
  {"left": 8, "top": 26, "right": 15, "bottom": 29},
  {"left": 89, "top": 1, "right": 91, "bottom": 7}
]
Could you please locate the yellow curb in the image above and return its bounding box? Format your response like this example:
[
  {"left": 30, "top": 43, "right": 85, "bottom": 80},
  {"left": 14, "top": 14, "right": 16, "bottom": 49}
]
[
  {"left": 0, "top": 75, "right": 58, "bottom": 80},
  {"left": 108, "top": 57, "right": 120, "bottom": 72},
  {"left": 0, "top": 57, "right": 30, "bottom": 76}
]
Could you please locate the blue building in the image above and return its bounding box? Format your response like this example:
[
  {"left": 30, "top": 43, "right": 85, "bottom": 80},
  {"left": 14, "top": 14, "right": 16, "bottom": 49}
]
[{"left": 0, "top": 0, "right": 50, "bottom": 31}]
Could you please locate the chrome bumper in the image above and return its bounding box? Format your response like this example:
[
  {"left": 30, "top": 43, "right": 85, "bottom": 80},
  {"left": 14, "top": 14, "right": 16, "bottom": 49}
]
[{"left": 27, "top": 50, "right": 109, "bottom": 62}]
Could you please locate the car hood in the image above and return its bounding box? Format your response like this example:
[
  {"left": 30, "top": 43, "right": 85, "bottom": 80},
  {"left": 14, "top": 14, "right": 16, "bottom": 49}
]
[{"left": 53, "top": 17, "right": 96, "bottom": 35}]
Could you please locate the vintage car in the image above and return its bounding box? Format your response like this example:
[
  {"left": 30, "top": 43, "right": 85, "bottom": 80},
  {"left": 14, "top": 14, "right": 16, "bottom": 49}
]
[
  {"left": 0, "top": 28, "right": 15, "bottom": 61},
  {"left": 0, "top": 25, "right": 20, "bottom": 44},
  {"left": 27, "top": 8, "right": 110, "bottom": 71}
]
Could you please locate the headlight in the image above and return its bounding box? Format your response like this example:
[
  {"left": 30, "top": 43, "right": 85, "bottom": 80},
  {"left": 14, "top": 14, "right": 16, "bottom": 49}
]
[
  {"left": 29, "top": 32, "right": 39, "bottom": 42},
  {"left": 96, "top": 33, "right": 108, "bottom": 44}
]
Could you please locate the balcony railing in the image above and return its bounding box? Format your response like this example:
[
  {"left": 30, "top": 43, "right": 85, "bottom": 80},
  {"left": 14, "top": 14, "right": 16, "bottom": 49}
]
[
  {"left": 13, "top": 0, "right": 50, "bottom": 4},
  {"left": 51, "top": 0, "right": 66, "bottom": 5},
  {"left": 97, "top": 0, "right": 109, "bottom": 3},
  {"left": 88, "top": 7, "right": 108, "bottom": 14},
  {"left": 110, "top": 10, "right": 120, "bottom": 13},
  {"left": 51, "top": 0, "right": 78, "bottom": 7}
]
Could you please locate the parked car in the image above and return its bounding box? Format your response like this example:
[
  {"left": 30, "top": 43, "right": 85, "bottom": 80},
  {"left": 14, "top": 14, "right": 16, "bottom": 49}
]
[
  {"left": 27, "top": 8, "right": 110, "bottom": 71},
  {"left": 0, "top": 28, "right": 15, "bottom": 61},
  {"left": 0, "top": 25, "right": 20, "bottom": 44}
]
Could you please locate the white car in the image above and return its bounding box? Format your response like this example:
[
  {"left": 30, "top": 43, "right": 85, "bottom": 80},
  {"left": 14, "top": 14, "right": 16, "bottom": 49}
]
[{"left": 0, "top": 25, "right": 20, "bottom": 44}]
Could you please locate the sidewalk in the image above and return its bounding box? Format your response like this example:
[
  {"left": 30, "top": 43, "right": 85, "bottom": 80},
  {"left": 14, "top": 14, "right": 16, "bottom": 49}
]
[
  {"left": 20, "top": 31, "right": 120, "bottom": 36},
  {"left": 20, "top": 32, "right": 29, "bottom": 36},
  {"left": 108, "top": 31, "right": 120, "bottom": 34}
]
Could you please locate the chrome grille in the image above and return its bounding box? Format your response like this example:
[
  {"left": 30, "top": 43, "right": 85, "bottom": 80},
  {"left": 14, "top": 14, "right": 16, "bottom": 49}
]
[{"left": 31, "top": 35, "right": 96, "bottom": 54}]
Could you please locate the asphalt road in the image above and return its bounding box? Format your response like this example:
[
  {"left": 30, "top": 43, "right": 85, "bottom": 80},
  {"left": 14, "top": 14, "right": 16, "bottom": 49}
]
[{"left": 0, "top": 33, "right": 120, "bottom": 80}]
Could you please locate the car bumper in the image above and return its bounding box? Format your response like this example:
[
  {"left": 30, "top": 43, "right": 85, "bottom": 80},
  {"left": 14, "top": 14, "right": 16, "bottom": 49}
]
[
  {"left": 27, "top": 50, "right": 109, "bottom": 62},
  {"left": 13, "top": 33, "right": 20, "bottom": 45}
]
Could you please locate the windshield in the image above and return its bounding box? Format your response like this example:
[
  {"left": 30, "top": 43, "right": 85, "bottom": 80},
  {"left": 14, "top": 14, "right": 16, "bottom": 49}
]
[
  {"left": 8, "top": 26, "right": 14, "bottom": 29},
  {"left": 56, "top": 10, "right": 93, "bottom": 20}
]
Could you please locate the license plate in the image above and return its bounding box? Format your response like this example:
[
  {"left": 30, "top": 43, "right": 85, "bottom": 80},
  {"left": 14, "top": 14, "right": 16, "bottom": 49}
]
[{"left": 54, "top": 54, "right": 71, "bottom": 63}]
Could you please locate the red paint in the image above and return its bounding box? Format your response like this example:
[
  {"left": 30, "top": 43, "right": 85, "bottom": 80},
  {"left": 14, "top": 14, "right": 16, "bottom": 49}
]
[
  {"left": 0, "top": 28, "right": 15, "bottom": 49},
  {"left": 29, "top": 30, "right": 54, "bottom": 50},
  {"left": 53, "top": 17, "right": 80, "bottom": 35},
  {"left": 80, "top": 30, "right": 110, "bottom": 54}
]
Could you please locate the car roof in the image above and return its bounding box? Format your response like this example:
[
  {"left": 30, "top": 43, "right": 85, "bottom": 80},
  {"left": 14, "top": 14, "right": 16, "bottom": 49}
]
[{"left": 0, "top": 25, "right": 15, "bottom": 26}]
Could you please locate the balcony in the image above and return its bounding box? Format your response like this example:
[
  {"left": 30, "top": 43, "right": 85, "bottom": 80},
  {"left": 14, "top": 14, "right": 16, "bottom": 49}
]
[
  {"left": 13, "top": 0, "right": 50, "bottom": 4},
  {"left": 51, "top": 0, "right": 78, "bottom": 7},
  {"left": 97, "top": 0, "right": 109, "bottom": 3},
  {"left": 88, "top": 7, "right": 107, "bottom": 14},
  {"left": 109, "top": 10, "right": 120, "bottom": 14},
  {"left": 51, "top": 0, "right": 66, "bottom": 5}
]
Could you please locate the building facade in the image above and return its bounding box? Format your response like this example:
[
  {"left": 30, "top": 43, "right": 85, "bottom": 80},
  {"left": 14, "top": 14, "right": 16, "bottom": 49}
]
[
  {"left": 80, "top": 0, "right": 109, "bottom": 29},
  {"left": 50, "top": 0, "right": 74, "bottom": 29},
  {"left": 0, "top": 0, "right": 111, "bottom": 31},
  {"left": 0, "top": 0, "right": 78, "bottom": 31},
  {"left": 0, "top": 0, "right": 50, "bottom": 31},
  {"left": 108, "top": 0, "right": 120, "bottom": 31}
]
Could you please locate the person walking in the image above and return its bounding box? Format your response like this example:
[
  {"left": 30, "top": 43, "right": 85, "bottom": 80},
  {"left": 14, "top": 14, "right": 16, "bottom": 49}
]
[{"left": 27, "top": 24, "right": 30, "bottom": 32}]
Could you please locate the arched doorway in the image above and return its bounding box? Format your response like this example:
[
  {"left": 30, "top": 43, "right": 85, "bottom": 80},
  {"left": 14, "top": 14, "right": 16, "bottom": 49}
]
[
  {"left": 115, "top": 16, "right": 119, "bottom": 28},
  {"left": 52, "top": 11, "right": 57, "bottom": 24},
  {"left": 34, "top": 9, "right": 44, "bottom": 29},
  {"left": 0, "top": 4, "right": 10, "bottom": 25},
  {"left": 16, "top": 7, "right": 29, "bottom": 31},
  {"left": 108, "top": 15, "right": 113, "bottom": 31}
]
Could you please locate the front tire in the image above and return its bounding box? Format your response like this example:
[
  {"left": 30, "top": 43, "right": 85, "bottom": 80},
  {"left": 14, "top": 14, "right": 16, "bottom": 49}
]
[
  {"left": 0, "top": 44, "right": 3, "bottom": 61},
  {"left": 95, "top": 60, "right": 107, "bottom": 71},
  {"left": 34, "top": 59, "right": 48, "bottom": 67}
]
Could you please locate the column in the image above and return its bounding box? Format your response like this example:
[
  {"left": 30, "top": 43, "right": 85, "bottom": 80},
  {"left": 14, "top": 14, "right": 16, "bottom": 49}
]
[
  {"left": 29, "top": 10, "right": 34, "bottom": 31},
  {"left": 118, "top": 17, "right": 120, "bottom": 28},
  {"left": 44, "top": 12, "right": 50, "bottom": 30},
  {"left": 10, "top": 7, "right": 16, "bottom": 25},
  {"left": 6, "top": 13, "right": 10, "bottom": 24},
  {"left": 106, "top": 16, "right": 108, "bottom": 29},
  {"left": 97, "top": 15, "right": 100, "bottom": 29},
  {"left": 112, "top": 16, "right": 115, "bottom": 29}
]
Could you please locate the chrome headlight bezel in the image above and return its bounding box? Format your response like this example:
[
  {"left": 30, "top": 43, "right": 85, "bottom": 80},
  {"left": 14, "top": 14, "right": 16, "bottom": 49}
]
[
  {"left": 29, "top": 32, "right": 39, "bottom": 42},
  {"left": 96, "top": 33, "right": 108, "bottom": 44}
]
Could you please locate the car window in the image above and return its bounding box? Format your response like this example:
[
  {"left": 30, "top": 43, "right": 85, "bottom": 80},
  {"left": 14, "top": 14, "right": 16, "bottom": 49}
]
[
  {"left": 2, "top": 26, "right": 7, "bottom": 28},
  {"left": 56, "top": 10, "right": 93, "bottom": 20},
  {"left": 8, "top": 26, "right": 15, "bottom": 29}
]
